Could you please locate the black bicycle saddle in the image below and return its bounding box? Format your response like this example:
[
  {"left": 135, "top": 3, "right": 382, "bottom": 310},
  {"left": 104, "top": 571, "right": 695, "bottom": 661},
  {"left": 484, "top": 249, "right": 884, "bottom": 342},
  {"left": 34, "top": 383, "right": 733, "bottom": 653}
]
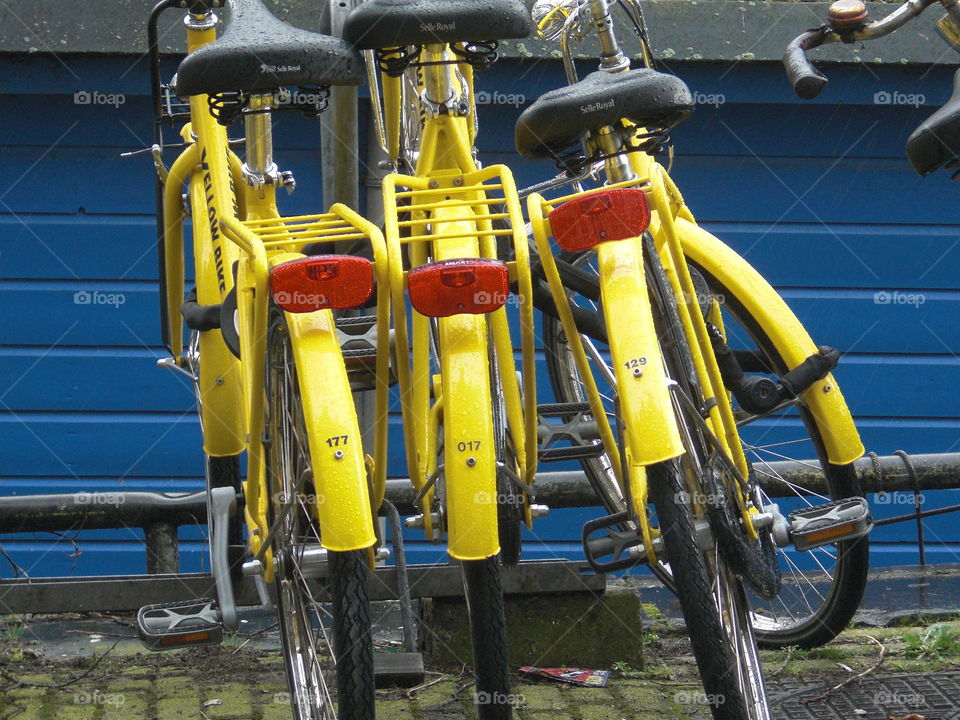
[
  {"left": 343, "top": 0, "right": 531, "bottom": 49},
  {"left": 176, "top": 0, "right": 365, "bottom": 97},
  {"left": 515, "top": 69, "right": 694, "bottom": 160},
  {"left": 906, "top": 68, "right": 960, "bottom": 177}
]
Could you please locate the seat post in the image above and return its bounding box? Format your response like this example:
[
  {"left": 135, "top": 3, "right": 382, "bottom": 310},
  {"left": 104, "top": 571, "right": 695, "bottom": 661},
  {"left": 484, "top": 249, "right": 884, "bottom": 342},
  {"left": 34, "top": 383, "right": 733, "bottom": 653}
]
[
  {"left": 243, "top": 92, "right": 278, "bottom": 188},
  {"left": 422, "top": 43, "right": 458, "bottom": 110},
  {"left": 587, "top": 0, "right": 630, "bottom": 73}
]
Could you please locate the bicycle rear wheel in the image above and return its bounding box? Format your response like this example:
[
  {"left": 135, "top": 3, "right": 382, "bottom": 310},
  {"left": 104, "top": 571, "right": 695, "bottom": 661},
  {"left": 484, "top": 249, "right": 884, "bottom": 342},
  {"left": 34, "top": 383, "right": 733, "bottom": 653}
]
[
  {"left": 543, "top": 240, "right": 868, "bottom": 648},
  {"left": 265, "top": 313, "right": 375, "bottom": 720}
]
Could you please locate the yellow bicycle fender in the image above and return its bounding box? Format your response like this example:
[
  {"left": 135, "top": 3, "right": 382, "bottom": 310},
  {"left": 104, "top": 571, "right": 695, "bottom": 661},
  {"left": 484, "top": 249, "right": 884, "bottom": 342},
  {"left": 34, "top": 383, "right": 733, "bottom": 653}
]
[
  {"left": 284, "top": 308, "right": 377, "bottom": 552},
  {"left": 675, "top": 218, "right": 864, "bottom": 465},
  {"left": 162, "top": 143, "right": 200, "bottom": 361},
  {"left": 440, "top": 312, "right": 499, "bottom": 561},
  {"left": 596, "top": 238, "right": 684, "bottom": 466},
  {"left": 187, "top": 175, "right": 245, "bottom": 457}
]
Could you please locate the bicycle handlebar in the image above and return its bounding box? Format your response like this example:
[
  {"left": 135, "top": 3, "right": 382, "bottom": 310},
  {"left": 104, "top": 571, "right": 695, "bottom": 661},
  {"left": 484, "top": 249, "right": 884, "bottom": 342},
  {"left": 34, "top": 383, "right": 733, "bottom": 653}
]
[
  {"left": 783, "top": 29, "right": 830, "bottom": 99},
  {"left": 783, "top": 0, "right": 946, "bottom": 98}
]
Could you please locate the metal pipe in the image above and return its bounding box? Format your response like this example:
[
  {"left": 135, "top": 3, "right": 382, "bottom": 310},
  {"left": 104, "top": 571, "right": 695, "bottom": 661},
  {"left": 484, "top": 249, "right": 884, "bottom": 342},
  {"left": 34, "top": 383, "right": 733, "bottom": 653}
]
[
  {"left": 3, "top": 454, "right": 959, "bottom": 534},
  {"left": 321, "top": 0, "right": 360, "bottom": 210}
]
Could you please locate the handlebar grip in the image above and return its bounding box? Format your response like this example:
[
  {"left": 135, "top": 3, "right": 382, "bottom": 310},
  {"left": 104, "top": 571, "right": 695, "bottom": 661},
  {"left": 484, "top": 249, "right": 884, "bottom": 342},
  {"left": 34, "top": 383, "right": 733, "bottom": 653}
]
[{"left": 783, "top": 30, "right": 829, "bottom": 99}]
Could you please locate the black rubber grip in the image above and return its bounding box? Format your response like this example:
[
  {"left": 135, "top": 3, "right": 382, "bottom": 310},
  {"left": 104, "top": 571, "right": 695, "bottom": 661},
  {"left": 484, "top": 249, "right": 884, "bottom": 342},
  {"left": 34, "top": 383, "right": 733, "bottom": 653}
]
[{"left": 783, "top": 30, "right": 830, "bottom": 99}]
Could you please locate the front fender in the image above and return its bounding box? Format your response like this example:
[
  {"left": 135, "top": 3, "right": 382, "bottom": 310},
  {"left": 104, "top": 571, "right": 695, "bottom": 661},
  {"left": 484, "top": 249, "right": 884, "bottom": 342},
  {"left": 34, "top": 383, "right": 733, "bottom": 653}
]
[{"left": 675, "top": 218, "right": 864, "bottom": 466}]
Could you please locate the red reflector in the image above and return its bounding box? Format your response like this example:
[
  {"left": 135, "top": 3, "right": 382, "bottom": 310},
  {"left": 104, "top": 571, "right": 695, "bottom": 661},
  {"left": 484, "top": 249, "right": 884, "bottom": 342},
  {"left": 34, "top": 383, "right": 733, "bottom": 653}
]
[
  {"left": 408, "top": 258, "right": 509, "bottom": 317},
  {"left": 270, "top": 255, "right": 374, "bottom": 312},
  {"left": 549, "top": 188, "right": 650, "bottom": 252}
]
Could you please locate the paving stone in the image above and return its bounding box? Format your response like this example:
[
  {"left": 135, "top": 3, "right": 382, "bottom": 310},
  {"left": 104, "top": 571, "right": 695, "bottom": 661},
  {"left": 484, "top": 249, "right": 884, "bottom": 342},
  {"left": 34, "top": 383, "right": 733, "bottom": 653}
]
[
  {"left": 49, "top": 692, "right": 99, "bottom": 720},
  {"left": 375, "top": 697, "right": 419, "bottom": 719},
  {"left": 517, "top": 684, "right": 565, "bottom": 711},
  {"left": 1, "top": 689, "right": 47, "bottom": 720},
  {"left": 201, "top": 683, "right": 253, "bottom": 718},
  {"left": 102, "top": 688, "right": 149, "bottom": 720},
  {"left": 156, "top": 676, "right": 199, "bottom": 719},
  {"left": 412, "top": 678, "right": 461, "bottom": 711},
  {"left": 560, "top": 685, "right": 617, "bottom": 705}
]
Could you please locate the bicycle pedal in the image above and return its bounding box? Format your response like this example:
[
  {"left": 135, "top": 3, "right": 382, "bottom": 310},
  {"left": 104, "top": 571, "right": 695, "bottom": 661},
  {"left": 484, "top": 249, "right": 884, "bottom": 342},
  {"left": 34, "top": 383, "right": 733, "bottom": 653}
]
[
  {"left": 537, "top": 402, "right": 605, "bottom": 463},
  {"left": 582, "top": 512, "right": 655, "bottom": 573},
  {"left": 137, "top": 598, "right": 223, "bottom": 651},
  {"left": 336, "top": 315, "right": 397, "bottom": 391},
  {"left": 785, "top": 497, "right": 872, "bottom": 552}
]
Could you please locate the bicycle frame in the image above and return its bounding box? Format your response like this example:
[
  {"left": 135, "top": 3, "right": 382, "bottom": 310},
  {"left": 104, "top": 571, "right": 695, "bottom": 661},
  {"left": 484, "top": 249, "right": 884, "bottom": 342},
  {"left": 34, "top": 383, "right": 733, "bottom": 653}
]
[
  {"left": 375, "top": 46, "right": 537, "bottom": 560},
  {"left": 157, "top": 8, "right": 386, "bottom": 582}
]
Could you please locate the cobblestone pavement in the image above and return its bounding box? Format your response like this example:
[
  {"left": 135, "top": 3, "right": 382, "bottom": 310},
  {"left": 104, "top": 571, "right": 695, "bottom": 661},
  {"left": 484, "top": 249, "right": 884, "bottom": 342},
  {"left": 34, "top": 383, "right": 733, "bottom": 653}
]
[{"left": 2, "top": 617, "right": 957, "bottom": 719}]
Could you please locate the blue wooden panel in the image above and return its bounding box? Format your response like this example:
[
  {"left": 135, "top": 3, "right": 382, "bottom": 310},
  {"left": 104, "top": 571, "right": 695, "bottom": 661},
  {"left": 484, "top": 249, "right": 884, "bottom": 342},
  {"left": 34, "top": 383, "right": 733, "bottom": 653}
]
[
  {"left": 697, "top": 222, "right": 960, "bottom": 290},
  {"left": 0, "top": 215, "right": 168, "bottom": 281},
  {"left": 0, "top": 348, "right": 194, "bottom": 412},
  {"left": 0, "top": 147, "right": 328, "bottom": 215},
  {"left": 0, "top": 414, "right": 417, "bottom": 478},
  {"left": 1, "top": 55, "right": 957, "bottom": 577}
]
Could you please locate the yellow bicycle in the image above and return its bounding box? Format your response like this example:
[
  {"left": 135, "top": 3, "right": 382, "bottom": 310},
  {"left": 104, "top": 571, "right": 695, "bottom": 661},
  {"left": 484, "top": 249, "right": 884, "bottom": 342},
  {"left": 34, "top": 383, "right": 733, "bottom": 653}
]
[
  {"left": 343, "top": 2, "right": 539, "bottom": 717},
  {"left": 517, "top": 1, "right": 874, "bottom": 717},
  {"left": 138, "top": 2, "right": 390, "bottom": 718}
]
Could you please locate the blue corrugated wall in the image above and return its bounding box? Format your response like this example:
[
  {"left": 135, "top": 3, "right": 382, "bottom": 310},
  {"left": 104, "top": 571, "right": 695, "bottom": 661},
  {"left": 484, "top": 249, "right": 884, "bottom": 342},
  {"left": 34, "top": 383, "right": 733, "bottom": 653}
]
[{"left": 1, "top": 52, "right": 958, "bottom": 577}]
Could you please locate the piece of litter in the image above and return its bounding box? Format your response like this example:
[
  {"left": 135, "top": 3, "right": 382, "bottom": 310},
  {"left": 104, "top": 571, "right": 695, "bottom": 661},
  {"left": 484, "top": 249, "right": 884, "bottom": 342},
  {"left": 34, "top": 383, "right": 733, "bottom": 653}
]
[
  {"left": 852, "top": 710, "right": 866, "bottom": 716},
  {"left": 519, "top": 666, "right": 609, "bottom": 687},
  {"left": 837, "top": 662, "right": 854, "bottom": 673},
  {"left": 203, "top": 699, "right": 222, "bottom": 707}
]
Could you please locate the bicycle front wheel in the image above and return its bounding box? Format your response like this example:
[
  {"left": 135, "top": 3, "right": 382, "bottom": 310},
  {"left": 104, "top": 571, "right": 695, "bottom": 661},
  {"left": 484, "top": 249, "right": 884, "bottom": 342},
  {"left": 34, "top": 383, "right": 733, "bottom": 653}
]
[
  {"left": 543, "top": 241, "right": 868, "bottom": 648},
  {"left": 265, "top": 313, "right": 375, "bottom": 720}
]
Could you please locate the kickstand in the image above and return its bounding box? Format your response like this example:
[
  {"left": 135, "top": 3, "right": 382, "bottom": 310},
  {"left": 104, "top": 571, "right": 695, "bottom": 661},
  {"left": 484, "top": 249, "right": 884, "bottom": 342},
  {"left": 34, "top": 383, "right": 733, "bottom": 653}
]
[{"left": 375, "top": 499, "right": 425, "bottom": 687}]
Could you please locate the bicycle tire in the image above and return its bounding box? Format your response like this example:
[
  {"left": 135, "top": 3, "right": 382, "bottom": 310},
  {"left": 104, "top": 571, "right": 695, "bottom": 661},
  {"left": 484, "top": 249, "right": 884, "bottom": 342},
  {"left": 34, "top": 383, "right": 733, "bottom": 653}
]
[
  {"left": 491, "top": 352, "right": 523, "bottom": 567},
  {"left": 265, "top": 313, "right": 375, "bottom": 720},
  {"left": 462, "top": 556, "right": 513, "bottom": 720},
  {"left": 650, "top": 464, "right": 755, "bottom": 720},
  {"left": 543, "top": 244, "right": 868, "bottom": 649},
  {"left": 329, "top": 549, "right": 376, "bottom": 720}
]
